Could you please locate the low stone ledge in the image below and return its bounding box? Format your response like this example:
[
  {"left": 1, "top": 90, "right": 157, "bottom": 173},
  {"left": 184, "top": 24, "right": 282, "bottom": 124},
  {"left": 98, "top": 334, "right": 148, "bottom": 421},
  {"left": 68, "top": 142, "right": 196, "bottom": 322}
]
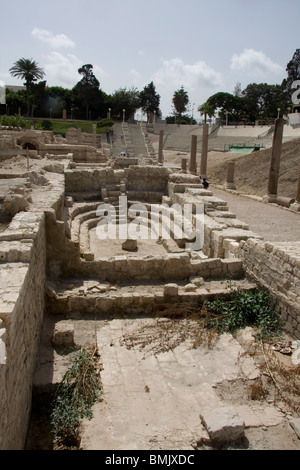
[{"left": 200, "top": 406, "right": 245, "bottom": 445}]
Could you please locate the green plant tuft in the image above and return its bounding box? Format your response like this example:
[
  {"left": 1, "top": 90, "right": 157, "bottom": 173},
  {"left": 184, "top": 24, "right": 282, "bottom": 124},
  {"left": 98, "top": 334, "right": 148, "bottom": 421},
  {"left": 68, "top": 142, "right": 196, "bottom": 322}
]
[
  {"left": 204, "top": 288, "right": 281, "bottom": 340},
  {"left": 50, "top": 347, "right": 101, "bottom": 447}
]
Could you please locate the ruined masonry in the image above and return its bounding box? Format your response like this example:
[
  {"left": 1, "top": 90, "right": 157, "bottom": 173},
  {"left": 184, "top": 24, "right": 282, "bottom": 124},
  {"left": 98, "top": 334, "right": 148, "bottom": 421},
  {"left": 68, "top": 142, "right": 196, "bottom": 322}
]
[{"left": 0, "top": 123, "right": 299, "bottom": 450}]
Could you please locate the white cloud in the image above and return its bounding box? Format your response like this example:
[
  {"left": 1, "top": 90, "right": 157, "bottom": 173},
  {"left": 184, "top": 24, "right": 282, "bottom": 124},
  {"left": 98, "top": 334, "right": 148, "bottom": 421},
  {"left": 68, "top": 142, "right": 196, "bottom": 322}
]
[
  {"left": 153, "top": 57, "right": 223, "bottom": 90},
  {"left": 230, "top": 49, "right": 283, "bottom": 77},
  {"left": 44, "top": 52, "right": 106, "bottom": 88},
  {"left": 129, "top": 69, "right": 142, "bottom": 85},
  {"left": 31, "top": 28, "right": 75, "bottom": 49}
]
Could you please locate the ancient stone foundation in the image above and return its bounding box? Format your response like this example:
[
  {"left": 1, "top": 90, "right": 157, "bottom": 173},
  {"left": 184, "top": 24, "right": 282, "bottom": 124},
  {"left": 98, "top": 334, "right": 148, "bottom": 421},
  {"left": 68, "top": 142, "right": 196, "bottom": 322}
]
[{"left": 0, "top": 127, "right": 300, "bottom": 449}]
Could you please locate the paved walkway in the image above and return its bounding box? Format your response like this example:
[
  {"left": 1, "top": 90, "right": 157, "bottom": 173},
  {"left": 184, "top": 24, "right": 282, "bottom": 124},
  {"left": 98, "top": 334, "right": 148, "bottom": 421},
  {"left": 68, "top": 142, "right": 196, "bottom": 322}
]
[
  {"left": 79, "top": 318, "right": 298, "bottom": 450},
  {"left": 211, "top": 187, "right": 300, "bottom": 243}
]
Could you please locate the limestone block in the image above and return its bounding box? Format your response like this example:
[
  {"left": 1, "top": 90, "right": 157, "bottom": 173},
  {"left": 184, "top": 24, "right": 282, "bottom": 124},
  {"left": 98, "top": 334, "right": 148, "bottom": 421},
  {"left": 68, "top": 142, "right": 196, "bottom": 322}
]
[
  {"left": 200, "top": 406, "right": 245, "bottom": 444},
  {"left": 83, "top": 252, "right": 94, "bottom": 261},
  {"left": 289, "top": 418, "right": 300, "bottom": 439},
  {"left": 184, "top": 283, "right": 197, "bottom": 292},
  {"left": 164, "top": 283, "right": 178, "bottom": 296},
  {"left": 52, "top": 321, "right": 75, "bottom": 347}
]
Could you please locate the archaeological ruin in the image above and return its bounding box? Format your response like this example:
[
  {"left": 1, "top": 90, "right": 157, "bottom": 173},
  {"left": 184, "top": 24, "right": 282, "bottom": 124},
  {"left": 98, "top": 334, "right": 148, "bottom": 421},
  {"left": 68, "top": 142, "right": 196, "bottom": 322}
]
[{"left": 0, "top": 120, "right": 300, "bottom": 450}]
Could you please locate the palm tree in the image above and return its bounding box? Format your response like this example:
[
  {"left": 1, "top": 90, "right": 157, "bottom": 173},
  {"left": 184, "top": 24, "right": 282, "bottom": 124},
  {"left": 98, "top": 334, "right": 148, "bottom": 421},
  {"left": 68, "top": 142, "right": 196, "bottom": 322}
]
[
  {"left": 9, "top": 58, "right": 45, "bottom": 116},
  {"left": 172, "top": 86, "right": 189, "bottom": 119},
  {"left": 198, "top": 101, "right": 215, "bottom": 123}
]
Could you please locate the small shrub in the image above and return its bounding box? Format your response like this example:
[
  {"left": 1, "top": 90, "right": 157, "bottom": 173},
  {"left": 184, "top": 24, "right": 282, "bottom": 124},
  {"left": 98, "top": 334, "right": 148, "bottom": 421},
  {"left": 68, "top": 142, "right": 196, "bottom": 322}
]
[
  {"left": 0, "top": 114, "right": 27, "bottom": 128},
  {"left": 204, "top": 289, "right": 280, "bottom": 340},
  {"left": 50, "top": 347, "right": 101, "bottom": 447}
]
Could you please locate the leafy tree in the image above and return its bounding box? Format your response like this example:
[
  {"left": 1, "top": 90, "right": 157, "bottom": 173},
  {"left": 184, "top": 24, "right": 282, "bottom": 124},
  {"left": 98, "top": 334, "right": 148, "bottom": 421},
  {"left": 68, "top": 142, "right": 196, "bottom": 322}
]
[
  {"left": 72, "top": 64, "right": 100, "bottom": 120},
  {"left": 206, "top": 92, "right": 245, "bottom": 123},
  {"left": 172, "top": 86, "right": 189, "bottom": 118},
  {"left": 139, "top": 81, "right": 161, "bottom": 122},
  {"left": 5, "top": 88, "right": 27, "bottom": 115},
  {"left": 197, "top": 101, "right": 215, "bottom": 123},
  {"left": 242, "top": 83, "right": 287, "bottom": 121},
  {"left": 110, "top": 87, "right": 140, "bottom": 120},
  {"left": 9, "top": 58, "right": 45, "bottom": 116}
]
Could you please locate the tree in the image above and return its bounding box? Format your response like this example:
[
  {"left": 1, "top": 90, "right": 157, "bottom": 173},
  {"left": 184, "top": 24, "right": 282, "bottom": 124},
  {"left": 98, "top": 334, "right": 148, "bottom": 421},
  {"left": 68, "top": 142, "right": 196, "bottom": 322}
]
[
  {"left": 9, "top": 58, "right": 45, "bottom": 116},
  {"left": 172, "top": 86, "right": 189, "bottom": 118},
  {"left": 5, "top": 88, "right": 26, "bottom": 115},
  {"left": 197, "top": 101, "right": 215, "bottom": 123},
  {"left": 139, "top": 82, "right": 161, "bottom": 122},
  {"left": 206, "top": 92, "right": 245, "bottom": 123},
  {"left": 110, "top": 87, "right": 140, "bottom": 120},
  {"left": 73, "top": 64, "right": 100, "bottom": 120},
  {"left": 242, "top": 83, "right": 287, "bottom": 121}
]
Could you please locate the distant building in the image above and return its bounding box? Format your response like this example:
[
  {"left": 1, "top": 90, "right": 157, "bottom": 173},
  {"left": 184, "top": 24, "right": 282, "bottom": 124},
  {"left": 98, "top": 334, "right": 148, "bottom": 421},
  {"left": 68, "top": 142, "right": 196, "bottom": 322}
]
[{"left": 6, "top": 85, "right": 26, "bottom": 92}]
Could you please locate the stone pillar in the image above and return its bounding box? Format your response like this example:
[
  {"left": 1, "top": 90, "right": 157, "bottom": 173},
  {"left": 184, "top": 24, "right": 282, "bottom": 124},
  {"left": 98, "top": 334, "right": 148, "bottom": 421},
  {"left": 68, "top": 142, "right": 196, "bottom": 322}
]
[
  {"left": 291, "top": 166, "right": 300, "bottom": 212},
  {"left": 77, "top": 128, "right": 82, "bottom": 144},
  {"left": 158, "top": 130, "right": 164, "bottom": 164},
  {"left": 225, "top": 162, "right": 236, "bottom": 190},
  {"left": 181, "top": 158, "right": 187, "bottom": 173},
  {"left": 200, "top": 123, "right": 209, "bottom": 177},
  {"left": 189, "top": 135, "right": 197, "bottom": 173},
  {"left": 92, "top": 124, "right": 97, "bottom": 147},
  {"left": 264, "top": 118, "right": 284, "bottom": 202},
  {"left": 62, "top": 109, "right": 67, "bottom": 120}
]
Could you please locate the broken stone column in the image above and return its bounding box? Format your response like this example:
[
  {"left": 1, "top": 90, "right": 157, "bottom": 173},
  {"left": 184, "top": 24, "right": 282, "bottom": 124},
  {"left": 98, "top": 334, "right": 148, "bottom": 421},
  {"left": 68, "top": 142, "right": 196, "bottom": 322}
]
[
  {"left": 158, "top": 130, "right": 164, "bottom": 164},
  {"left": 291, "top": 166, "right": 300, "bottom": 212},
  {"left": 264, "top": 118, "right": 284, "bottom": 203},
  {"left": 92, "top": 124, "right": 97, "bottom": 147},
  {"left": 181, "top": 157, "right": 187, "bottom": 173},
  {"left": 200, "top": 123, "right": 209, "bottom": 178},
  {"left": 189, "top": 135, "right": 197, "bottom": 173},
  {"left": 225, "top": 162, "right": 236, "bottom": 190},
  {"left": 78, "top": 128, "right": 82, "bottom": 144}
]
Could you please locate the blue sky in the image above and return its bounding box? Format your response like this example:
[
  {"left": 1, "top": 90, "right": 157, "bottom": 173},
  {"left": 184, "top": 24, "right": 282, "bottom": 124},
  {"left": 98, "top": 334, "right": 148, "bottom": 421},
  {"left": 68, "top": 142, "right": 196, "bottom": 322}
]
[{"left": 0, "top": 0, "right": 299, "bottom": 117}]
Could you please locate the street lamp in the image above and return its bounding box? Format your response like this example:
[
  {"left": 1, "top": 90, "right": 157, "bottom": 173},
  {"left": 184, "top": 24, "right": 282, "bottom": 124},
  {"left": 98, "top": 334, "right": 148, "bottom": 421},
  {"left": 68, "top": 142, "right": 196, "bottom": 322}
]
[
  {"left": 153, "top": 110, "right": 156, "bottom": 123},
  {"left": 277, "top": 108, "right": 281, "bottom": 118},
  {"left": 108, "top": 108, "right": 111, "bottom": 119},
  {"left": 123, "top": 109, "right": 125, "bottom": 123}
]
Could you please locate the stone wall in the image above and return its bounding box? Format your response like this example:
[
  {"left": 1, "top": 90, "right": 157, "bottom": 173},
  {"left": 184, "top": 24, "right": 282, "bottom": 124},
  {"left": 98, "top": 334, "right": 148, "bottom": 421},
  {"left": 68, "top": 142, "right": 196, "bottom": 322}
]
[
  {"left": 0, "top": 212, "right": 46, "bottom": 450},
  {"left": 237, "top": 239, "right": 300, "bottom": 339},
  {"left": 58, "top": 252, "right": 243, "bottom": 283}
]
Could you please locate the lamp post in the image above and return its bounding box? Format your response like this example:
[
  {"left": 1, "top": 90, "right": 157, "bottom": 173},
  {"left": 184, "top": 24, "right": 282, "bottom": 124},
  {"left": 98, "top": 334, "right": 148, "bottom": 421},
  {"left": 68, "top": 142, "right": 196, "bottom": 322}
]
[
  {"left": 123, "top": 109, "right": 125, "bottom": 123},
  {"left": 153, "top": 110, "right": 156, "bottom": 124},
  {"left": 108, "top": 108, "right": 111, "bottom": 119},
  {"left": 277, "top": 108, "right": 281, "bottom": 118},
  {"left": 225, "top": 111, "right": 229, "bottom": 126}
]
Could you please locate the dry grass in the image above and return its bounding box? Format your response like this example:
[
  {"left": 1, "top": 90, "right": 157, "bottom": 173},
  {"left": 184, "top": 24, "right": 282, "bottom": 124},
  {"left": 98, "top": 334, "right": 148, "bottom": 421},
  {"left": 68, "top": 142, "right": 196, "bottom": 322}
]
[{"left": 120, "top": 304, "right": 219, "bottom": 357}]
